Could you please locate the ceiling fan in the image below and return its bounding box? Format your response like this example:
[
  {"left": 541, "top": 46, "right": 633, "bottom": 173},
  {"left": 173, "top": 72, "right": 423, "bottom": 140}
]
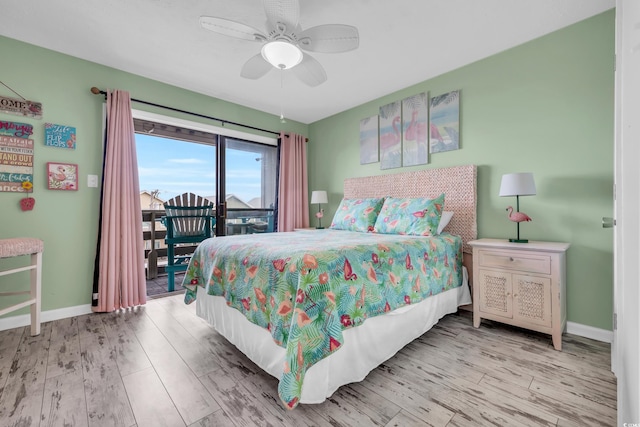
[{"left": 200, "top": 0, "right": 359, "bottom": 87}]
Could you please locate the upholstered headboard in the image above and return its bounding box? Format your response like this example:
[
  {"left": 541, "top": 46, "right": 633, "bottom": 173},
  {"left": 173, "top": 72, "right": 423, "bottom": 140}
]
[{"left": 343, "top": 164, "right": 477, "bottom": 254}]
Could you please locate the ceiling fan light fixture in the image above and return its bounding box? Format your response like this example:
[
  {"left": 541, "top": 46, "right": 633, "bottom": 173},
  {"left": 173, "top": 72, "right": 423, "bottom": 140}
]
[{"left": 261, "top": 41, "right": 303, "bottom": 70}]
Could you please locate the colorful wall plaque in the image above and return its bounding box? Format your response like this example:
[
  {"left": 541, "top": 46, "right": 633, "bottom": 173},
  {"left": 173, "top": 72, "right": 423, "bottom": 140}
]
[
  {"left": 47, "top": 162, "right": 78, "bottom": 191},
  {"left": 0, "top": 95, "right": 42, "bottom": 119},
  {"left": 45, "top": 123, "right": 76, "bottom": 149},
  {"left": 0, "top": 120, "right": 33, "bottom": 138},
  {"left": 0, "top": 135, "right": 34, "bottom": 192}
]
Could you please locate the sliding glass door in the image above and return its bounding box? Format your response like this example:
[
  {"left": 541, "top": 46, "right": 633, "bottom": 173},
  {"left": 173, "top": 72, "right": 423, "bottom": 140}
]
[
  {"left": 218, "top": 136, "right": 279, "bottom": 236},
  {"left": 134, "top": 118, "right": 278, "bottom": 239}
]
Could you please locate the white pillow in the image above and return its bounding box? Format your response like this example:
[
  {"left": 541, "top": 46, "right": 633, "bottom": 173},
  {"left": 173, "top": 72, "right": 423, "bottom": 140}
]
[{"left": 437, "top": 211, "right": 454, "bottom": 234}]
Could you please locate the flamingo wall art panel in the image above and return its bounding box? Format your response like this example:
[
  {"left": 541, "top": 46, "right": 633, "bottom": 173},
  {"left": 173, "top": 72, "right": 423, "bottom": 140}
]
[
  {"left": 47, "top": 162, "right": 78, "bottom": 191},
  {"left": 359, "top": 115, "right": 379, "bottom": 165},
  {"left": 379, "top": 101, "right": 401, "bottom": 170},
  {"left": 429, "top": 90, "right": 460, "bottom": 153},
  {"left": 401, "top": 92, "right": 429, "bottom": 167}
]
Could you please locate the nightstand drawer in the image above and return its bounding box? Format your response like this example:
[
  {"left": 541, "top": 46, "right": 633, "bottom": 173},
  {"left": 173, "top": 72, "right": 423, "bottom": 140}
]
[{"left": 478, "top": 250, "right": 551, "bottom": 275}]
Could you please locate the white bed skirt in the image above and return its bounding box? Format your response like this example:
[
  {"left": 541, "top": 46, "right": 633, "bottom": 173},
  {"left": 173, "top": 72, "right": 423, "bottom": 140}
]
[{"left": 196, "top": 268, "right": 472, "bottom": 404}]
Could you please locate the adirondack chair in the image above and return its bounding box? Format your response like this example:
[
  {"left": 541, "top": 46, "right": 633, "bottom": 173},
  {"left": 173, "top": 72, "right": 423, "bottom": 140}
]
[{"left": 163, "top": 193, "right": 215, "bottom": 292}]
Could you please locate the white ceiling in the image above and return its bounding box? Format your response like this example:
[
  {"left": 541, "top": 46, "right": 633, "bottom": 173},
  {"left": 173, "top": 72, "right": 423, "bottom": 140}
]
[{"left": 1, "top": 0, "right": 614, "bottom": 124}]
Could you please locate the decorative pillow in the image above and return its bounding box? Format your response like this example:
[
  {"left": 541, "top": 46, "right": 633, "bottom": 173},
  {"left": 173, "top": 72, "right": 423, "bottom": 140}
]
[
  {"left": 373, "top": 194, "right": 445, "bottom": 236},
  {"left": 329, "top": 197, "right": 385, "bottom": 232},
  {"left": 437, "top": 211, "right": 454, "bottom": 234}
]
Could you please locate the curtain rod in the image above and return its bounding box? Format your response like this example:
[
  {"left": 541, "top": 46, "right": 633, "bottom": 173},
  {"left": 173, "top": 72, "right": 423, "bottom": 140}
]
[{"left": 90, "top": 87, "right": 306, "bottom": 141}]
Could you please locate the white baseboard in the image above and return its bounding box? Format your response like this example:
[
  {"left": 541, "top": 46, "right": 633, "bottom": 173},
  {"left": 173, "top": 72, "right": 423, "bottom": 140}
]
[
  {"left": 0, "top": 304, "right": 93, "bottom": 332},
  {"left": 566, "top": 321, "right": 613, "bottom": 343},
  {"left": 0, "top": 304, "right": 614, "bottom": 344}
]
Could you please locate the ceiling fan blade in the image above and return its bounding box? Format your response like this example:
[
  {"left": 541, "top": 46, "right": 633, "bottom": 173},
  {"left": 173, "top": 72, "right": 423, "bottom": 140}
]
[
  {"left": 240, "top": 54, "right": 273, "bottom": 79},
  {"left": 297, "top": 24, "right": 360, "bottom": 53},
  {"left": 292, "top": 53, "right": 327, "bottom": 87},
  {"left": 263, "top": 0, "right": 300, "bottom": 32},
  {"left": 200, "top": 16, "right": 267, "bottom": 41}
]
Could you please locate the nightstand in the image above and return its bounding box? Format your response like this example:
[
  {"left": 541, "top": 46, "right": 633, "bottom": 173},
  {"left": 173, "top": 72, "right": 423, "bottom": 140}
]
[{"left": 469, "top": 239, "right": 570, "bottom": 350}]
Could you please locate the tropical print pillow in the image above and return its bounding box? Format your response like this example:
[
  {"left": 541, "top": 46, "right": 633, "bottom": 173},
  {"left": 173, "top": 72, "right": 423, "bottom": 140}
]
[
  {"left": 374, "top": 194, "right": 445, "bottom": 236},
  {"left": 329, "top": 197, "right": 385, "bottom": 232}
]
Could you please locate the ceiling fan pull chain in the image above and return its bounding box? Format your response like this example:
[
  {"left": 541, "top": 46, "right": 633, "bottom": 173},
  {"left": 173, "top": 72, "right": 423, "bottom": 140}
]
[{"left": 279, "top": 68, "right": 286, "bottom": 123}]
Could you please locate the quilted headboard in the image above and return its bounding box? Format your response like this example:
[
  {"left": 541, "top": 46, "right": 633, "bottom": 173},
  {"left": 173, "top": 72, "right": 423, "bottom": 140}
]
[{"left": 343, "top": 164, "right": 477, "bottom": 253}]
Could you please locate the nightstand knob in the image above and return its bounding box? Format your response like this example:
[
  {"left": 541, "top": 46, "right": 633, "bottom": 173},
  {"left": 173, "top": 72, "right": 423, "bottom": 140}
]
[{"left": 509, "top": 257, "right": 514, "bottom": 262}]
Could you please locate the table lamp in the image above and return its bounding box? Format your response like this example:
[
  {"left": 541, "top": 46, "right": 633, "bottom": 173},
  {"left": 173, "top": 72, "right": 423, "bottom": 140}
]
[
  {"left": 499, "top": 173, "right": 536, "bottom": 243},
  {"left": 310, "top": 190, "right": 328, "bottom": 229}
]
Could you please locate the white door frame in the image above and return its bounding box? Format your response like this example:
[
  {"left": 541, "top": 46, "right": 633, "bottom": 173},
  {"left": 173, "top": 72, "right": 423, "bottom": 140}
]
[{"left": 614, "top": 0, "right": 640, "bottom": 424}]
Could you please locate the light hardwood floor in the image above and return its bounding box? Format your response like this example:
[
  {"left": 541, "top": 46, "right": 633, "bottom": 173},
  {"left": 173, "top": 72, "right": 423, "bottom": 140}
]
[{"left": 0, "top": 294, "right": 616, "bottom": 427}]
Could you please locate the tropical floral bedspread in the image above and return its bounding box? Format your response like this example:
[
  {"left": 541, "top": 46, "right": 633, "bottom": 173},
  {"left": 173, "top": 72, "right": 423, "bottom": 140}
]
[{"left": 182, "top": 229, "right": 463, "bottom": 409}]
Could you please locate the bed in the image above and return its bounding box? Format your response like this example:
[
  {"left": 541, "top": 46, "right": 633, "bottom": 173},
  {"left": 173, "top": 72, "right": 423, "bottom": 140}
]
[{"left": 182, "top": 164, "right": 477, "bottom": 409}]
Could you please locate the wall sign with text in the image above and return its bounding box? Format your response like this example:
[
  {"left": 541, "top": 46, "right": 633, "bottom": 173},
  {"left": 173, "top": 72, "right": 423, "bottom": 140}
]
[
  {"left": 0, "top": 95, "right": 42, "bottom": 120},
  {"left": 0, "top": 134, "right": 34, "bottom": 193},
  {"left": 45, "top": 123, "right": 76, "bottom": 149}
]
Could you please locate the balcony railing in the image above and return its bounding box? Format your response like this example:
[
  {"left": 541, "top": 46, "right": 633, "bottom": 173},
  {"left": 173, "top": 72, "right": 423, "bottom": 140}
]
[{"left": 142, "top": 208, "right": 275, "bottom": 281}]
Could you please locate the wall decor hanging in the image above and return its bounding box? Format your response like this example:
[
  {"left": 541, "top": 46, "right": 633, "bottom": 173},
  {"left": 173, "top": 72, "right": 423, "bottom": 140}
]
[
  {"left": 0, "top": 134, "right": 33, "bottom": 193},
  {"left": 19, "top": 180, "right": 35, "bottom": 211},
  {"left": 47, "top": 162, "right": 78, "bottom": 191},
  {"left": 0, "top": 95, "right": 43, "bottom": 120},
  {"left": 429, "top": 90, "right": 460, "bottom": 153},
  {"left": 0, "top": 81, "right": 43, "bottom": 119},
  {"left": 359, "top": 115, "right": 379, "bottom": 165},
  {"left": 379, "top": 101, "right": 401, "bottom": 170},
  {"left": 401, "top": 92, "right": 429, "bottom": 167},
  {"left": 45, "top": 123, "right": 76, "bottom": 149},
  {"left": 0, "top": 120, "right": 33, "bottom": 138}
]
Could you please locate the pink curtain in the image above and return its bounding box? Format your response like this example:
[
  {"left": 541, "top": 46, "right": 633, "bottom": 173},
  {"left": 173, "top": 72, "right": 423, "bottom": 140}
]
[
  {"left": 93, "top": 90, "right": 146, "bottom": 312},
  {"left": 277, "top": 132, "right": 309, "bottom": 231}
]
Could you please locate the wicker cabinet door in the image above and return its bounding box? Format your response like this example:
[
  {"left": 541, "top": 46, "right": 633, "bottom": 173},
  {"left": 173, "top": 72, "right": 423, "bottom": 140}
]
[
  {"left": 512, "top": 274, "right": 552, "bottom": 328},
  {"left": 478, "top": 269, "right": 513, "bottom": 319}
]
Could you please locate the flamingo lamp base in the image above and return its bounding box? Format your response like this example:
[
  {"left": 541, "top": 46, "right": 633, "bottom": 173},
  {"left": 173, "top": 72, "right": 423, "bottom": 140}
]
[
  {"left": 509, "top": 196, "right": 528, "bottom": 243},
  {"left": 316, "top": 204, "right": 324, "bottom": 229},
  {"left": 509, "top": 222, "right": 528, "bottom": 243}
]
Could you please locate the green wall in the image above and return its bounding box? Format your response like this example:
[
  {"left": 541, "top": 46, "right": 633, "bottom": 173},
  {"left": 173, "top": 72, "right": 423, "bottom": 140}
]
[
  {"left": 307, "top": 10, "right": 615, "bottom": 330},
  {"left": 0, "top": 10, "right": 614, "bottom": 331},
  {"left": 0, "top": 36, "right": 308, "bottom": 315}
]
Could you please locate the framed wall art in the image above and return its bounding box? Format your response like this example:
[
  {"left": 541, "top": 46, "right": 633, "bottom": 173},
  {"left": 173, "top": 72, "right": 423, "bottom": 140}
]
[
  {"left": 429, "top": 90, "right": 460, "bottom": 153},
  {"left": 359, "top": 115, "right": 379, "bottom": 164},
  {"left": 379, "top": 101, "right": 401, "bottom": 170},
  {"left": 47, "top": 162, "right": 78, "bottom": 191},
  {"left": 401, "top": 92, "right": 428, "bottom": 167}
]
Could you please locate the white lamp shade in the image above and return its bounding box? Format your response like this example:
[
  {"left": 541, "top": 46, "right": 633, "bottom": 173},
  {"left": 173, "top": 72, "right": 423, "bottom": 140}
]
[
  {"left": 310, "top": 190, "right": 328, "bottom": 204},
  {"left": 499, "top": 173, "right": 537, "bottom": 197},
  {"left": 261, "top": 41, "right": 303, "bottom": 70}
]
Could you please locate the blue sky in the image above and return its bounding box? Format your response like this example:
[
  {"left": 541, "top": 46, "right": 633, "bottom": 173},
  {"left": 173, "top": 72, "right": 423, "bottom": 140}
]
[{"left": 135, "top": 134, "right": 262, "bottom": 203}]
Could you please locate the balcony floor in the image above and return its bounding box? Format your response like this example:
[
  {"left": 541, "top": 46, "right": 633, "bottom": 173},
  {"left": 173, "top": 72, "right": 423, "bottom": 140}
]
[{"left": 146, "top": 272, "right": 186, "bottom": 299}]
